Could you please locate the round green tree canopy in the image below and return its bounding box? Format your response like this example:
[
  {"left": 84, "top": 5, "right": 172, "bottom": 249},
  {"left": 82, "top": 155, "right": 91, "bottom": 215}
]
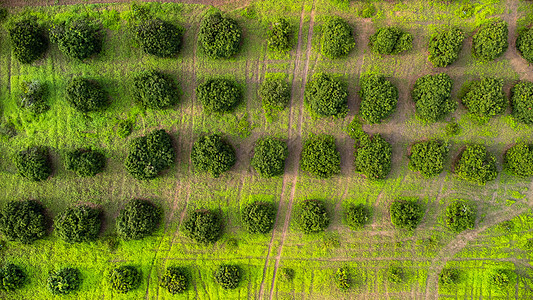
[
  {"left": 428, "top": 28, "right": 464, "bottom": 67},
  {"left": 15, "top": 146, "right": 52, "bottom": 182},
  {"left": 191, "top": 134, "right": 236, "bottom": 177},
  {"left": 251, "top": 137, "right": 288, "bottom": 178},
  {"left": 300, "top": 134, "right": 341, "bottom": 178},
  {"left": 454, "top": 144, "right": 497, "bottom": 185},
  {"left": 241, "top": 201, "right": 276, "bottom": 234},
  {"left": 267, "top": 18, "right": 292, "bottom": 53},
  {"left": 304, "top": 73, "right": 348, "bottom": 117},
  {"left": 408, "top": 140, "right": 448, "bottom": 178},
  {"left": 461, "top": 77, "right": 506, "bottom": 122},
  {"left": 320, "top": 17, "right": 356, "bottom": 58},
  {"left": 517, "top": 27, "right": 533, "bottom": 63},
  {"left": 214, "top": 264, "right": 241, "bottom": 289},
  {"left": 65, "top": 78, "right": 108, "bottom": 113},
  {"left": 0, "top": 200, "right": 47, "bottom": 244},
  {"left": 109, "top": 266, "right": 141, "bottom": 294},
  {"left": 182, "top": 209, "right": 222, "bottom": 244},
  {"left": 389, "top": 198, "right": 423, "bottom": 230},
  {"left": 198, "top": 12, "right": 242, "bottom": 59},
  {"left": 196, "top": 78, "right": 242, "bottom": 113},
  {"left": 510, "top": 81, "right": 533, "bottom": 124},
  {"left": 47, "top": 268, "right": 81, "bottom": 295},
  {"left": 259, "top": 77, "right": 290, "bottom": 111},
  {"left": 412, "top": 73, "right": 455, "bottom": 122},
  {"left": 9, "top": 18, "right": 48, "bottom": 64},
  {"left": 116, "top": 199, "right": 161, "bottom": 240},
  {"left": 132, "top": 70, "right": 179, "bottom": 109},
  {"left": 359, "top": 74, "right": 398, "bottom": 124},
  {"left": 344, "top": 204, "right": 370, "bottom": 230},
  {"left": 354, "top": 134, "right": 392, "bottom": 180},
  {"left": 504, "top": 143, "right": 533, "bottom": 177},
  {"left": 160, "top": 267, "right": 189, "bottom": 294},
  {"left": 0, "top": 264, "right": 26, "bottom": 291},
  {"left": 135, "top": 18, "right": 183, "bottom": 57},
  {"left": 369, "top": 27, "right": 412, "bottom": 55},
  {"left": 65, "top": 149, "right": 106, "bottom": 177},
  {"left": 445, "top": 200, "right": 475, "bottom": 233},
  {"left": 472, "top": 21, "right": 508, "bottom": 61},
  {"left": 54, "top": 205, "right": 102, "bottom": 243},
  {"left": 296, "top": 200, "right": 330, "bottom": 234},
  {"left": 50, "top": 18, "right": 102, "bottom": 60}
]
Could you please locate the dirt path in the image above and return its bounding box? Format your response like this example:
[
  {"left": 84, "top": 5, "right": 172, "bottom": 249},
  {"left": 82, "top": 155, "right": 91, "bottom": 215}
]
[{"left": 2, "top": 0, "right": 236, "bottom": 7}]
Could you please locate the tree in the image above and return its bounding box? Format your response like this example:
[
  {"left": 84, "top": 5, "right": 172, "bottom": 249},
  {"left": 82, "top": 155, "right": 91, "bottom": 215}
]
[
  {"left": 50, "top": 18, "right": 102, "bottom": 60},
  {"left": 510, "top": 81, "right": 533, "bottom": 124},
  {"left": 160, "top": 267, "right": 188, "bottom": 294},
  {"left": 65, "top": 149, "right": 106, "bottom": 177},
  {"left": 472, "top": 21, "right": 508, "bottom": 61},
  {"left": 369, "top": 27, "right": 412, "bottom": 55},
  {"left": 359, "top": 74, "right": 398, "bottom": 124},
  {"left": 411, "top": 73, "right": 455, "bottom": 122},
  {"left": 490, "top": 269, "right": 516, "bottom": 290},
  {"left": 296, "top": 200, "right": 330, "bottom": 234},
  {"left": 124, "top": 129, "right": 176, "bottom": 180},
  {"left": 47, "top": 268, "right": 81, "bottom": 295},
  {"left": 0, "top": 200, "right": 47, "bottom": 244},
  {"left": 389, "top": 198, "right": 423, "bottom": 230},
  {"left": 408, "top": 140, "right": 448, "bottom": 178},
  {"left": 454, "top": 145, "right": 497, "bottom": 185},
  {"left": 241, "top": 201, "right": 276, "bottom": 234},
  {"left": 460, "top": 78, "right": 506, "bottom": 122},
  {"left": 65, "top": 78, "right": 108, "bottom": 113},
  {"left": 109, "top": 266, "right": 141, "bottom": 293},
  {"left": 9, "top": 18, "right": 48, "bottom": 64},
  {"left": 439, "top": 268, "right": 460, "bottom": 286},
  {"left": 354, "top": 134, "right": 392, "bottom": 180},
  {"left": 320, "top": 17, "right": 355, "bottom": 58},
  {"left": 135, "top": 18, "right": 183, "bottom": 57},
  {"left": 15, "top": 146, "right": 52, "bottom": 181},
  {"left": 251, "top": 137, "right": 288, "bottom": 178},
  {"left": 19, "top": 80, "right": 48, "bottom": 114},
  {"left": 182, "top": 209, "right": 222, "bottom": 243},
  {"left": 387, "top": 266, "right": 405, "bottom": 283},
  {"left": 191, "top": 134, "right": 236, "bottom": 177},
  {"left": 0, "top": 264, "right": 26, "bottom": 291},
  {"left": 428, "top": 28, "right": 465, "bottom": 67},
  {"left": 54, "top": 205, "right": 102, "bottom": 243},
  {"left": 198, "top": 12, "right": 242, "bottom": 59},
  {"left": 445, "top": 200, "right": 475, "bottom": 233},
  {"left": 280, "top": 268, "right": 294, "bottom": 282},
  {"left": 505, "top": 143, "right": 533, "bottom": 177},
  {"left": 116, "top": 199, "right": 161, "bottom": 240},
  {"left": 517, "top": 27, "right": 533, "bottom": 63},
  {"left": 132, "top": 70, "right": 179, "bottom": 109},
  {"left": 196, "top": 78, "right": 242, "bottom": 113},
  {"left": 259, "top": 77, "right": 290, "bottom": 111},
  {"left": 344, "top": 204, "right": 370, "bottom": 230},
  {"left": 335, "top": 266, "right": 351, "bottom": 290},
  {"left": 300, "top": 134, "right": 340, "bottom": 178},
  {"left": 267, "top": 18, "right": 292, "bottom": 53},
  {"left": 214, "top": 264, "right": 241, "bottom": 289},
  {"left": 304, "top": 73, "right": 348, "bottom": 117}
]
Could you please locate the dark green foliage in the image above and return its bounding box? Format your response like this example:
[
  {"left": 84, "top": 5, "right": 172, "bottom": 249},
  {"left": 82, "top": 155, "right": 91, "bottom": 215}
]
[
  {"left": 0, "top": 264, "right": 26, "bottom": 291},
  {"left": 490, "top": 269, "right": 516, "bottom": 290},
  {"left": 460, "top": 78, "right": 506, "bottom": 122},
  {"left": 241, "top": 201, "right": 276, "bottom": 234},
  {"left": 439, "top": 268, "right": 460, "bottom": 286},
  {"left": 445, "top": 121, "right": 460, "bottom": 136},
  {"left": 505, "top": 143, "right": 533, "bottom": 177},
  {"left": 472, "top": 21, "right": 508, "bottom": 61},
  {"left": 335, "top": 266, "right": 351, "bottom": 290},
  {"left": 517, "top": 27, "right": 533, "bottom": 63},
  {"left": 296, "top": 200, "right": 330, "bottom": 234},
  {"left": 124, "top": 129, "right": 176, "bottom": 180},
  {"left": 109, "top": 266, "right": 141, "bottom": 293},
  {"left": 387, "top": 266, "right": 404, "bottom": 283},
  {"left": 65, "top": 149, "right": 106, "bottom": 177},
  {"left": 408, "top": 140, "right": 448, "bottom": 177},
  {"left": 510, "top": 81, "right": 533, "bottom": 124},
  {"left": 267, "top": 18, "right": 292, "bottom": 53},
  {"left": 214, "top": 265, "right": 241, "bottom": 289},
  {"left": 445, "top": 200, "right": 476, "bottom": 232},
  {"left": 196, "top": 78, "right": 241, "bottom": 113},
  {"left": 15, "top": 146, "right": 52, "bottom": 181},
  {"left": 0, "top": 200, "right": 46, "bottom": 244},
  {"left": 9, "top": 18, "right": 48, "bottom": 64},
  {"left": 0, "top": 8, "right": 7, "bottom": 22},
  {"left": 304, "top": 73, "right": 348, "bottom": 117},
  {"left": 116, "top": 199, "right": 161, "bottom": 240},
  {"left": 251, "top": 137, "right": 288, "bottom": 178},
  {"left": 19, "top": 80, "right": 48, "bottom": 114},
  {"left": 300, "top": 134, "right": 341, "bottom": 178},
  {"left": 320, "top": 17, "right": 355, "bottom": 58},
  {"left": 191, "top": 134, "right": 236, "bottom": 177},
  {"left": 354, "top": 134, "right": 392, "bottom": 180},
  {"left": 160, "top": 267, "right": 188, "bottom": 294},
  {"left": 182, "top": 209, "right": 222, "bottom": 244},
  {"left": 369, "top": 27, "right": 412, "bottom": 55},
  {"left": 132, "top": 70, "right": 179, "bottom": 109},
  {"left": 259, "top": 77, "right": 290, "bottom": 111},
  {"left": 428, "top": 28, "right": 465, "bottom": 67},
  {"left": 344, "top": 204, "right": 370, "bottom": 230},
  {"left": 198, "top": 12, "right": 241, "bottom": 59},
  {"left": 412, "top": 73, "right": 455, "bottom": 122},
  {"left": 50, "top": 18, "right": 102, "bottom": 60},
  {"left": 47, "top": 268, "right": 81, "bottom": 295},
  {"left": 389, "top": 198, "right": 423, "bottom": 230},
  {"left": 54, "top": 205, "right": 102, "bottom": 243},
  {"left": 117, "top": 120, "right": 134, "bottom": 138},
  {"left": 359, "top": 74, "right": 398, "bottom": 123},
  {"left": 135, "top": 18, "right": 183, "bottom": 57},
  {"left": 454, "top": 145, "right": 497, "bottom": 185},
  {"left": 65, "top": 78, "right": 108, "bottom": 113},
  {"left": 280, "top": 268, "right": 295, "bottom": 282}
]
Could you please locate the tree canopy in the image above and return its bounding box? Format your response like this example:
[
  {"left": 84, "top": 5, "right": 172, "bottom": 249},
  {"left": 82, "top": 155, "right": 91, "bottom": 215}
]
[
  {"left": 504, "top": 143, "right": 533, "bottom": 177},
  {"left": 300, "top": 134, "right": 341, "bottom": 178},
  {"left": 182, "top": 209, "right": 222, "bottom": 244},
  {"left": 267, "top": 18, "right": 292, "bottom": 53},
  {"left": 116, "top": 199, "right": 161, "bottom": 240},
  {"left": 389, "top": 198, "right": 423, "bottom": 230},
  {"left": 411, "top": 73, "right": 455, "bottom": 122},
  {"left": 460, "top": 78, "right": 506, "bottom": 122},
  {"left": 296, "top": 200, "right": 330, "bottom": 234},
  {"left": 65, "top": 78, "right": 108, "bottom": 113},
  {"left": 198, "top": 12, "right": 241, "bottom": 59},
  {"left": 320, "top": 17, "right": 355, "bottom": 58},
  {"left": 408, "top": 140, "right": 448, "bottom": 177},
  {"left": 445, "top": 200, "right": 475, "bottom": 232},
  {"left": 15, "top": 146, "right": 52, "bottom": 182},
  {"left": 354, "top": 134, "right": 392, "bottom": 180},
  {"left": 251, "top": 137, "right": 288, "bottom": 178},
  {"left": 359, "top": 74, "right": 398, "bottom": 124},
  {"left": 196, "top": 78, "right": 241, "bottom": 113},
  {"left": 0, "top": 200, "right": 47, "bottom": 244},
  {"left": 135, "top": 18, "right": 183, "bottom": 57},
  {"left": 54, "top": 205, "right": 102, "bottom": 243},
  {"left": 510, "top": 81, "right": 533, "bottom": 124},
  {"left": 428, "top": 28, "right": 465, "bottom": 67},
  {"left": 50, "top": 18, "right": 102, "bottom": 60},
  {"left": 304, "top": 73, "right": 348, "bottom": 117},
  {"left": 191, "top": 134, "right": 236, "bottom": 177},
  {"left": 369, "top": 27, "right": 412, "bottom": 55},
  {"left": 9, "top": 18, "right": 48, "bottom": 64},
  {"left": 472, "top": 21, "right": 508, "bottom": 61},
  {"left": 454, "top": 144, "right": 498, "bottom": 185},
  {"left": 241, "top": 201, "right": 276, "bottom": 234},
  {"left": 132, "top": 70, "right": 179, "bottom": 109}
]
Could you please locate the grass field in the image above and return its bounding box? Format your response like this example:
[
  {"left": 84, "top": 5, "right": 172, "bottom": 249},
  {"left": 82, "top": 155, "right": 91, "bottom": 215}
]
[{"left": 1, "top": 0, "right": 533, "bottom": 299}]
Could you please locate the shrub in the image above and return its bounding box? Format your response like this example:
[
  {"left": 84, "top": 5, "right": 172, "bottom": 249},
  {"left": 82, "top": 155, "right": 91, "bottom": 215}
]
[
  {"left": 390, "top": 198, "right": 423, "bottom": 230},
  {"left": 412, "top": 73, "right": 455, "bottom": 122},
  {"left": 369, "top": 27, "right": 412, "bottom": 55},
  {"left": 251, "top": 137, "right": 288, "bottom": 178},
  {"left": 304, "top": 73, "right": 348, "bottom": 117},
  {"left": 50, "top": 18, "right": 102, "bottom": 60},
  {"left": 9, "top": 18, "right": 48, "bottom": 64},
  {"left": 344, "top": 204, "right": 370, "bottom": 230},
  {"left": 198, "top": 12, "right": 242, "bottom": 59},
  {"left": 280, "top": 268, "right": 295, "bottom": 282},
  {"left": 408, "top": 140, "right": 448, "bottom": 177},
  {"left": 445, "top": 121, "right": 460, "bottom": 136},
  {"left": 47, "top": 268, "right": 81, "bottom": 295},
  {"left": 296, "top": 200, "right": 330, "bottom": 234},
  {"left": 359, "top": 74, "right": 398, "bottom": 123},
  {"left": 15, "top": 146, "right": 52, "bottom": 182},
  {"left": 135, "top": 18, "right": 183, "bottom": 57},
  {"left": 54, "top": 205, "right": 102, "bottom": 243},
  {"left": 182, "top": 209, "right": 222, "bottom": 243},
  {"left": 445, "top": 200, "right": 475, "bottom": 232},
  {"left": 132, "top": 70, "right": 179, "bottom": 109},
  {"left": 387, "top": 266, "right": 404, "bottom": 283},
  {"left": 472, "top": 21, "right": 508, "bottom": 61},
  {"left": 454, "top": 145, "right": 497, "bottom": 185},
  {"left": 320, "top": 17, "right": 355, "bottom": 58},
  {"left": 191, "top": 134, "right": 236, "bottom": 177},
  {"left": 259, "top": 77, "right": 290, "bottom": 111},
  {"left": 65, "top": 149, "right": 106, "bottom": 177},
  {"left": 65, "top": 78, "right": 108, "bottom": 113},
  {"left": 354, "top": 134, "right": 392, "bottom": 180},
  {"left": 0, "top": 264, "right": 26, "bottom": 291},
  {"left": 300, "top": 134, "right": 340, "bottom": 178},
  {"left": 510, "top": 81, "right": 533, "bottom": 124},
  {"left": 517, "top": 27, "right": 533, "bottom": 63},
  {"left": 109, "top": 266, "right": 141, "bottom": 293},
  {"left": 241, "top": 201, "right": 276, "bottom": 234},
  {"left": 428, "top": 28, "right": 465, "bottom": 67},
  {"left": 267, "top": 18, "right": 292, "bottom": 53},
  {"left": 0, "top": 200, "right": 47, "bottom": 244},
  {"left": 335, "top": 266, "right": 351, "bottom": 290},
  {"left": 439, "top": 268, "right": 460, "bottom": 286},
  {"left": 19, "top": 80, "right": 48, "bottom": 114},
  {"left": 124, "top": 129, "right": 176, "bottom": 180},
  {"left": 214, "top": 264, "right": 241, "bottom": 289},
  {"left": 460, "top": 78, "right": 506, "bottom": 122},
  {"left": 505, "top": 143, "right": 533, "bottom": 177},
  {"left": 117, "top": 120, "right": 134, "bottom": 138},
  {"left": 196, "top": 78, "right": 241, "bottom": 113},
  {"left": 160, "top": 267, "right": 188, "bottom": 294},
  {"left": 490, "top": 269, "right": 516, "bottom": 290},
  {"left": 116, "top": 199, "right": 161, "bottom": 240}
]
